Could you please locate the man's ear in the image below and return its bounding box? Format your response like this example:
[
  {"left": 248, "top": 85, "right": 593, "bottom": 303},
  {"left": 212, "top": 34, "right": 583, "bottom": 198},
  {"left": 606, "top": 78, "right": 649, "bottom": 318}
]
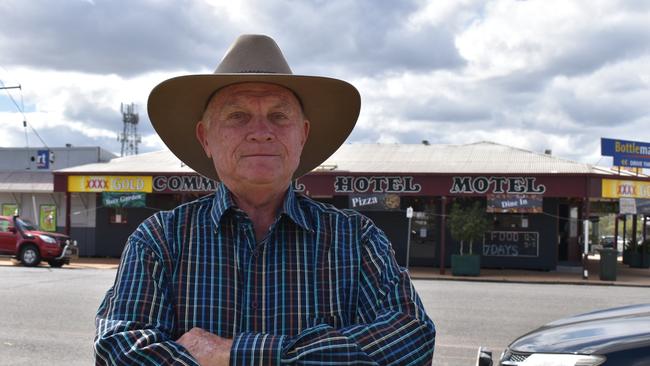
[{"left": 195, "top": 121, "right": 211, "bottom": 158}]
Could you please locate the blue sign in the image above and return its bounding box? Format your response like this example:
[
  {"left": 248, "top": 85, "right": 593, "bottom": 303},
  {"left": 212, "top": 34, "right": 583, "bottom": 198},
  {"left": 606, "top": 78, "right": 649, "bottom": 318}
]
[
  {"left": 36, "top": 150, "right": 49, "bottom": 169},
  {"left": 601, "top": 138, "right": 650, "bottom": 168}
]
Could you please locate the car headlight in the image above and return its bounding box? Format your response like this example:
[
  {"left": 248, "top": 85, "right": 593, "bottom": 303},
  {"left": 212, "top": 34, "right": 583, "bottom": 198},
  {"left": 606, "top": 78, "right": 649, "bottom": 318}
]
[
  {"left": 521, "top": 353, "right": 606, "bottom": 366},
  {"left": 38, "top": 235, "right": 57, "bottom": 244}
]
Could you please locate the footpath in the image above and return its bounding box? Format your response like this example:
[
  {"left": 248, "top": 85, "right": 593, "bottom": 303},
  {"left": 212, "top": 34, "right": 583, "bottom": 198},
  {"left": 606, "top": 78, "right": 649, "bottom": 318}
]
[
  {"left": 2, "top": 255, "right": 648, "bottom": 287},
  {"left": 410, "top": 255, "right": 650, "bottom": 287}
]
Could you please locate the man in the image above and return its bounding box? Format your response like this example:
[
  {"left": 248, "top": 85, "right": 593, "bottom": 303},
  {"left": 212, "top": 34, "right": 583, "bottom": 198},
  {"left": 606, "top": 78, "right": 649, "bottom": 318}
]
[{"left": 95, "top": 34, "right": 435, "bottom": 365}]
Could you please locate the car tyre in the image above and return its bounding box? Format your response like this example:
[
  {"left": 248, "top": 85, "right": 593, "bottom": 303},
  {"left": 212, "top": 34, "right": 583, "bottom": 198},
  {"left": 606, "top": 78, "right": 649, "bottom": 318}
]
[
  {"left": 48, "top": 260, "right": 65, "bottom": 268},
  {"left": 20, "top": 245, "right": 41, "bottom": 267}
]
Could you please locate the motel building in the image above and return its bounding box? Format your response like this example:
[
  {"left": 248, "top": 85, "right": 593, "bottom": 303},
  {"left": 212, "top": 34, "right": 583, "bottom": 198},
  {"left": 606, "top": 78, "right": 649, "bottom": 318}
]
[{"left": 53, "top": 141, "right": 650, "bottom": 270}]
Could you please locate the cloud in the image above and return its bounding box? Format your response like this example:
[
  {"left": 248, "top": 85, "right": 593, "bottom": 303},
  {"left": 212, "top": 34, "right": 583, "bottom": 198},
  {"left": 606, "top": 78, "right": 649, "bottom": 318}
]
[
  {"left": 0, "top": 0, "right": 232, "bottom": 76},
  {"left": 0, "top": 0, "right": 649, "bottom": 169}
]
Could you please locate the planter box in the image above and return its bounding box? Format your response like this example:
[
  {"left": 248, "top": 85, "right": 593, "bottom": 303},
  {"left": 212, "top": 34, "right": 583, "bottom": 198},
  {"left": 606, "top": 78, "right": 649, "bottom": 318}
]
[{"left": 451, "top": 254, "right": 481, "bottom": 276}]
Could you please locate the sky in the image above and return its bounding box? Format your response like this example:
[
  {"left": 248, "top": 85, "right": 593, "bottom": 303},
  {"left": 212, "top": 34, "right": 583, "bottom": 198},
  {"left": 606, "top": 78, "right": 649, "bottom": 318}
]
[{"left": 1, "top": 0, "right": 649, "bottom": 167}]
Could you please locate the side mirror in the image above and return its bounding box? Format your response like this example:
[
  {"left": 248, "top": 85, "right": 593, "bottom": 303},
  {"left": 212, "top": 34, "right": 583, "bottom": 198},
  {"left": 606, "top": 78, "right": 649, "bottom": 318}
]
[
  {"left": 8, "top": 227, "right": 17, "bottom": 234},
  {"left": 476, "top": 347, "right": 493, "bottom": 366}
]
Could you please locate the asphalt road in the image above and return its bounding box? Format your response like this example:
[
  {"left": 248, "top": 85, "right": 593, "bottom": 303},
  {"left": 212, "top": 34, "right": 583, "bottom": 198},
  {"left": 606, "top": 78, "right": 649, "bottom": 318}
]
[{"left": 0, "top": 265, "right": 648, "bottom": 366}]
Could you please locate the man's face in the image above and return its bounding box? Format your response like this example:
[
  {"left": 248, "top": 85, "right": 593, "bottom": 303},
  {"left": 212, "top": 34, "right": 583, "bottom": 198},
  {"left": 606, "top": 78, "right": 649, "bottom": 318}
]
[{"left": 196, "top": 83, "right": 310, "bottom": 191}]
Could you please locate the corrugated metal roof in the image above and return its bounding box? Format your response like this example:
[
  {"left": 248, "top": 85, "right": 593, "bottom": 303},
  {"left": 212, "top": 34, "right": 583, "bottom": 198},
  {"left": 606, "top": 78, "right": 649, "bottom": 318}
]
[
  {"left": 319, "top": 142, "right": 646, "bottom": 175},
  {"left": 0, "top": 171, "right": 53, "bottom": 192},
  {"left": 56, "top": 150, "right": 195, "bottom": 174},
  {"left": 53, "top": 142, "right": 648, "bottom": 177}
]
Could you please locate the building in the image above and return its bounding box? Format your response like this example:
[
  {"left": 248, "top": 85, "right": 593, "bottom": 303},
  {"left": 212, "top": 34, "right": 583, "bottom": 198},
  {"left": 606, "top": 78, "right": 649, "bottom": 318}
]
[
  {"left": 53, "top": 142, "right": 650, "bottom": 269},
  {"left": 0, "top": 146, "right": 116, "bottom": 253}
]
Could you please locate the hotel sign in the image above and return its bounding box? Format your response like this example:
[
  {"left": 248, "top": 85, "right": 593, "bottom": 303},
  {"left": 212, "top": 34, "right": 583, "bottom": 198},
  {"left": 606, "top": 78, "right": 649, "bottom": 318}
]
[
  {"left": 450, "top": 176, "right": 546, "bottom": 195},
  {"left": 601, "top": 138, "right": 650, "bottom": 168},
  {"left": 68, "top": 176, "right": 152, "bottom": 193},
  {"left": 334, "top": 176, "right": 421, "bottom": 193},
  {"left": 153, "top": 175, "right": 218, "bottom": 193}
]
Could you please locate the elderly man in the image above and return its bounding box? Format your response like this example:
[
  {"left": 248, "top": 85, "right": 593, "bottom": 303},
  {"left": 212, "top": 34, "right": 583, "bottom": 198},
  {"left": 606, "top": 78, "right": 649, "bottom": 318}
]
[{"left": 95, "top": 35, "right": 435, "bottom": 365}]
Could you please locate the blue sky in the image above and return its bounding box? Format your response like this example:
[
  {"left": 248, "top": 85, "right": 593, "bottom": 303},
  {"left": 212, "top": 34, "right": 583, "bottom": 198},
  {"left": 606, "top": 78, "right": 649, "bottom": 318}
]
[{"left": 0, "top": 0, "right": 649, "bottom": 167}]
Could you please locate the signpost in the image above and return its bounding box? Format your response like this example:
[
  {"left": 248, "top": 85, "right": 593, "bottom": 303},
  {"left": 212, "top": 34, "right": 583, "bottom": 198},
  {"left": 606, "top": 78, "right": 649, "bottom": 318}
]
[{"left": 405, "top": 207, "right": 413, "bottom": 269}]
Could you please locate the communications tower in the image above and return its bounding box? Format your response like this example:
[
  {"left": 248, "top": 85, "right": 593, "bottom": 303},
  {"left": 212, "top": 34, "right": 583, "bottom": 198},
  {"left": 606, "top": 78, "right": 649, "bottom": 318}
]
[{"left": 118, "top": 103, "right": 141, "bottom": 156}]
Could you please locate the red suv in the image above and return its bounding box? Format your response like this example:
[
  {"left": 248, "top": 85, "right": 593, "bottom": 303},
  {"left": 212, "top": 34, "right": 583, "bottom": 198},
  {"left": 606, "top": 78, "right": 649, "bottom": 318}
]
[{"left": 0, "top": 215, "right": 78, "bottom": 267}]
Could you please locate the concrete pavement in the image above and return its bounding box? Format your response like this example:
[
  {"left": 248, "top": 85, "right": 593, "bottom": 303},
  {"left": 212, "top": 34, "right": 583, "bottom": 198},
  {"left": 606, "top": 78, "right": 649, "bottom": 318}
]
[{"left": 2, "top": 255, "right": 648, "bottom": 287}]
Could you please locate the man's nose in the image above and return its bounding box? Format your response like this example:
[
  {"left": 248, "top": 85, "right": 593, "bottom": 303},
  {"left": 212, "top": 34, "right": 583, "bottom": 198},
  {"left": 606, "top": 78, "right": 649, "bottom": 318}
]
[{"left": 246, "top": 115, "right": 274, "bottom": 142}]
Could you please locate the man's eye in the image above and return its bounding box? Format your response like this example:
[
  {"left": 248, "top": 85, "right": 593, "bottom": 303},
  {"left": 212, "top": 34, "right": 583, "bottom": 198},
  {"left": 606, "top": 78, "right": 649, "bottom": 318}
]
[
  {"left": 269, "top": 112, "right": 288, "bottom": 121},
  {"left": 226, "top": 112, "right": 248, "bottom": 122}
]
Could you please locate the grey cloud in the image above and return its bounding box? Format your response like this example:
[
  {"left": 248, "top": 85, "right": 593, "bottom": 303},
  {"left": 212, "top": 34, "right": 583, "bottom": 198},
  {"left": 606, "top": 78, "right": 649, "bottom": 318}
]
[
  {"left": 547, "top": 22, "right": 650, "bottom": 78},
  {"left": 0, "top": 0, "right": 234, "bottom": 76},
  {"left": 242, "top": 0, "right": 465, "bottom": 77}
]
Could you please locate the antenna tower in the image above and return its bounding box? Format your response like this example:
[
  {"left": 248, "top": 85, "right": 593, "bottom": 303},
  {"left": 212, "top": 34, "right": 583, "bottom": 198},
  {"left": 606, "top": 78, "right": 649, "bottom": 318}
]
[{"left": 118, "top": 103, "right": 141, "bottom": 156}]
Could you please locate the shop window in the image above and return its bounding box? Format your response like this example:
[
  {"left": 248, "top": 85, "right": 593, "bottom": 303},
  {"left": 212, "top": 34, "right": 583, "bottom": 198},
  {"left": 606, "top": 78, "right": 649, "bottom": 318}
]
[
  {"left": 109, "top": 208, "right": 128, "bottom": 224},
  {"left": 492, "top": 214, "right": 529, "bottom": 230}
]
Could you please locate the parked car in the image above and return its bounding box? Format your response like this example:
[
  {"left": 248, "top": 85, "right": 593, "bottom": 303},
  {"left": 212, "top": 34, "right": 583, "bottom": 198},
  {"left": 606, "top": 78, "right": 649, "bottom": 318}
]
[
  {"left": 477, "top": 303, "right": 650, "bottom": 365},
  {"left": 0, "top": 215, "right": 78, "bottom": 267}
]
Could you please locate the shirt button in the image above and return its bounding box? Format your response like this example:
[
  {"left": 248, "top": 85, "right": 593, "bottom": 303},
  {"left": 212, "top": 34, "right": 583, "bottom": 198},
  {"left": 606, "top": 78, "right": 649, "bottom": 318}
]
[{"left": 251, "top": 301, "right": 258, "bottom": 309}]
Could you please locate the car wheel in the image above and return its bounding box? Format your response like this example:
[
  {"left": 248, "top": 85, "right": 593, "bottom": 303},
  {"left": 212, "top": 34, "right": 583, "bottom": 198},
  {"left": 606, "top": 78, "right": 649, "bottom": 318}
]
[
  {"left": 20, "top": 245, "right": 41, "bottom": 267},
  {"left": 48, "top": 260, "right": 65, "bottom": 268}
]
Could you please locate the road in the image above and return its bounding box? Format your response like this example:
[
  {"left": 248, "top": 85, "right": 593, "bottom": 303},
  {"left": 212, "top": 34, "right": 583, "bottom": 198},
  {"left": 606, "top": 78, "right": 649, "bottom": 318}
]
[{"left": 0, "top": 265, "right": 648, "bottom": 365}]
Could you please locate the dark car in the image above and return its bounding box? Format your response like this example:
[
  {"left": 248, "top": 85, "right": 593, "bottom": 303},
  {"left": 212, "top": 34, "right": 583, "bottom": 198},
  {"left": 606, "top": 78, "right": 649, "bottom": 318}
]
[{"left": 493, "top": 303, "right": 650, "bottom": 365}]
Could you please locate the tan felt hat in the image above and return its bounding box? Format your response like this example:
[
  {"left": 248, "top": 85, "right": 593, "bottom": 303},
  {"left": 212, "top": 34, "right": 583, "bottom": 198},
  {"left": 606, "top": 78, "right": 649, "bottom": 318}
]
[{"left": 147, "top": 34, "right": 361, "bottom": 181}]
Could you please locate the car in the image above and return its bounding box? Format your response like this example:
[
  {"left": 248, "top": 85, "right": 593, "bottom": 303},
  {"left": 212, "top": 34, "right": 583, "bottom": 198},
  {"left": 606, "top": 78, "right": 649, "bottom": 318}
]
[
  {"left": 477, "top": 303, "right": 650, "bottom": 365},
  {"left": 0, "top": 215, "right": 78, "bottom": 267}
]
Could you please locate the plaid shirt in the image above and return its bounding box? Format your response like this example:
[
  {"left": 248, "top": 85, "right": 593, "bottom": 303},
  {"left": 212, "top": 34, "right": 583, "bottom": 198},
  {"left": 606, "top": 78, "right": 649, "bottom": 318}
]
[{"left": 94, "top": 183, "right": 435, "bottom": 365}]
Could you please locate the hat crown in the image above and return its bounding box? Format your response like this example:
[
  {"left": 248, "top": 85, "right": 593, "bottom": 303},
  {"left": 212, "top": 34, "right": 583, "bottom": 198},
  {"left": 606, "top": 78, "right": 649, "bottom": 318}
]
[{"left": 215, "top": 34, "right": 293, "bottom": 74}]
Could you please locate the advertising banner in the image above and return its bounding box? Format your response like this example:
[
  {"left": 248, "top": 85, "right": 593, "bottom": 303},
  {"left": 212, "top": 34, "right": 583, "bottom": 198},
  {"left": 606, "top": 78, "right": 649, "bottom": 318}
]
[
  {"left": 2, "top": 204, "right": 18, "bottom": 216},
  {"left": 482, "top": 231, "right": 539, "bottom": 257},
  {"left": 102, "top": 192, "right": 146, "bottom": 208},
  {"left": 36, "top": 150, "right": 50, "bottom": 169},
  {"left": 601, "top": 179, "right": 650, "bottom": 199},
  {"left": 39, "top": 205, "right": 57, "bottom": 232},
  {"left": 486, "top": 194, "right": 543, "bottom": 213},
  {"left": 619, "top": 198, "right": 637, "bottom": 215},
  {"left": 68, "top": 175, "right": 152, "bottom": 193},
  {"left": 601, "top": 138, "right": 650, "bottom": 168},
  {"left": 348, "top": 194, "right": 401, "bottom": 210}
]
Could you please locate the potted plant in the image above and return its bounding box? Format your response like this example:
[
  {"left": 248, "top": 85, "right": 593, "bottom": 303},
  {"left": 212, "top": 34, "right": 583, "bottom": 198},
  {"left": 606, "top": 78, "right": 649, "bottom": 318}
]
[{"left": 449, "top": 201, "right": 491, "bottom": 276}]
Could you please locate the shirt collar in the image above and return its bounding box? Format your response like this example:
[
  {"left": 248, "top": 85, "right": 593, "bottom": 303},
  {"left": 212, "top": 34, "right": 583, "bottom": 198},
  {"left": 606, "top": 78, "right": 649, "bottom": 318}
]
[{"left": 211, "top": 182, "right": 313, "bottom": 233}]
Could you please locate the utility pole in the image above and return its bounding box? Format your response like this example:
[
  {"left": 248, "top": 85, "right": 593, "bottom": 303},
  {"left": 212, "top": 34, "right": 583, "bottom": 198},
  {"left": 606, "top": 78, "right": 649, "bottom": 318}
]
[{"left": 117, "top": 103, "right": 141, "bottom": 156}]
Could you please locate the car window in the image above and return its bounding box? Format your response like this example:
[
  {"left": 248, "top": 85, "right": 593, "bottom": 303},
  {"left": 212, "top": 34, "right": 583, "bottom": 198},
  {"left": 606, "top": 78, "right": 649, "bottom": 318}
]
[{"left": 0, "top": 219, "right": 10, "bottom": 232}]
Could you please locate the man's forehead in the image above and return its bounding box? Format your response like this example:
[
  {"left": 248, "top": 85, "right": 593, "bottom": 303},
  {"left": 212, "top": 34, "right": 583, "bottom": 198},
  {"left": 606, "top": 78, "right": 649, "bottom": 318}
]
[{"left": 212, "top": 82, "right": 300, "bottom": 107}]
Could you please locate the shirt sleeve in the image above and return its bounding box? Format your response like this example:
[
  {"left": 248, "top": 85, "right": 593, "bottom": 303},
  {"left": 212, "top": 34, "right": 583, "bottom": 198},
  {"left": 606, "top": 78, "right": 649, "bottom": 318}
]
[
  {"left": 230, "top": 217, "right": 436, "bottom": 365},
  {"left": 94, "top": 216, "right": 199, "bottom": 366}
]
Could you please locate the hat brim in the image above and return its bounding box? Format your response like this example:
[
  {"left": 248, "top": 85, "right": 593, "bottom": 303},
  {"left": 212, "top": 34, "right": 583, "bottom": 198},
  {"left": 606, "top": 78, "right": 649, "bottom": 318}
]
[{"left": 147, "top": 74, "right": 360, "bottom": 181}]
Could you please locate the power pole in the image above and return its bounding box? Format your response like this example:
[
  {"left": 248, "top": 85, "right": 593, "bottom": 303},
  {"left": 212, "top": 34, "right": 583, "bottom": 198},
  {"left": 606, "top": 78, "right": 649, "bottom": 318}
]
[{"left": 117, "top": 103, "right": 141, "bottom": 156}]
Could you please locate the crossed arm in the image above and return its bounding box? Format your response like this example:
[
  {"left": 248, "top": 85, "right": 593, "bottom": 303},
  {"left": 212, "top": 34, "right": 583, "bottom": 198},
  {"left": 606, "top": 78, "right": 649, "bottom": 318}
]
[{"left": 94, "top": 224, "right": 435, "bottom": 365}]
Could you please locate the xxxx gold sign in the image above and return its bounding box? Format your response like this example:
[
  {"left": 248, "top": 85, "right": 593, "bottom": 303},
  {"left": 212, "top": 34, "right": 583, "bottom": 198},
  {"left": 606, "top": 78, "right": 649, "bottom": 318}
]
[
  {"left": 602, "top": 179, "right": 650, "bottom": 199},
  {"left": 68, "top": 176, "right": 152, "bottom": 193}
]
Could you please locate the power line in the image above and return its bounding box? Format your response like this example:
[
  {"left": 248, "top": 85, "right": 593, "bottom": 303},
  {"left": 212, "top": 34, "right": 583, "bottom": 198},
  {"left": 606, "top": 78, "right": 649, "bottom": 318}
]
[{"left": 0, "top": 79, "right": 49, "bottom": 149}]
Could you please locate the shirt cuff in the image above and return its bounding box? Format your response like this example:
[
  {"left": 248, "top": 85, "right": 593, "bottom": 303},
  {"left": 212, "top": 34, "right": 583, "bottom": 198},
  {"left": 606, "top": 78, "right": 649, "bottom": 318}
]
[{"left": 230, "top": 332, "right": 285, "bottom": 366}]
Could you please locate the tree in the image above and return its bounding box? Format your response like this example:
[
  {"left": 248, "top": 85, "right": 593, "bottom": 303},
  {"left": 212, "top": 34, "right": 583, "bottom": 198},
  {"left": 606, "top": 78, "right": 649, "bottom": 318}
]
[{"left": 448, "top": 201, "right": 491, "bottom": 255}]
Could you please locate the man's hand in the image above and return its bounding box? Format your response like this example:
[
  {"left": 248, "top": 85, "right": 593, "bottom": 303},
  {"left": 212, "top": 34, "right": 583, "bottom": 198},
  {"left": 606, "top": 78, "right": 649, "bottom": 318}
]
[{"left": 176, "top": 327, "right": 233, "bottom": 366}]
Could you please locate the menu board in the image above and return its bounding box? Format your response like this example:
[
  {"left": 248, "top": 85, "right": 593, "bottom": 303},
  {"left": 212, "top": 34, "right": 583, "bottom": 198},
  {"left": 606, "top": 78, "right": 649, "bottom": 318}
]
[{"left": 482, "top": 231, "right": 539, "bottom": 257}]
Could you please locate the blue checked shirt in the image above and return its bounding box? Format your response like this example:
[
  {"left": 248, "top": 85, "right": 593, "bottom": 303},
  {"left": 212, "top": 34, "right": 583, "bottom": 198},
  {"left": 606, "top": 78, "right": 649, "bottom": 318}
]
[{"left": 94, "top": 183, "right": 435, "bottom": 365}]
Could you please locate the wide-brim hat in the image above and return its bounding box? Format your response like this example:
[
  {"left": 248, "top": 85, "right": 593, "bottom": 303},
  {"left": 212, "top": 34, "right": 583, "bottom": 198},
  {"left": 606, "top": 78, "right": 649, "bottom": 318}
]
[{"left": 147, "top": 34, "right": 361, "bottom": 181}]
